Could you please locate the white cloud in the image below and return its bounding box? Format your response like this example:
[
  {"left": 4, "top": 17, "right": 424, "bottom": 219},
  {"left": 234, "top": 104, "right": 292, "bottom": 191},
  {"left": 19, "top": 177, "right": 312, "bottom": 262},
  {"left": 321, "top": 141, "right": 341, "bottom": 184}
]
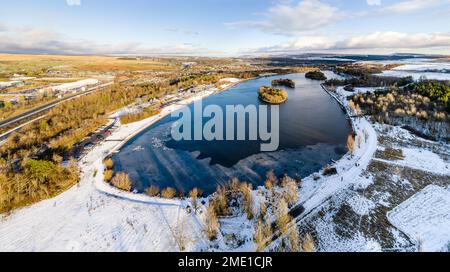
[
  {"left": 0, "top": 24, "right": 213, "bottom": 56},
  {"left": 165, "top": 28, "right": 200, "bottom": 36},
  {"left": 384, "top": 0, "right": 446, "bottom": 13},
  {"left": 247, "top": 32, "right": 450, "bottom": 54},
  {"left": 366, "top": 0, "right": 381, "bottom": 6},
  {"left": 66, "top": 0, "right": 81, "bottom": 6},
  {"left": 227, "top": 0, "right": 343, "bottom": 36},
  {"left": 337, "top": 32, "right": 450, "bottom": 50},
  {"left": 0, "top": 23, "right": 7, "bottom": 32}
]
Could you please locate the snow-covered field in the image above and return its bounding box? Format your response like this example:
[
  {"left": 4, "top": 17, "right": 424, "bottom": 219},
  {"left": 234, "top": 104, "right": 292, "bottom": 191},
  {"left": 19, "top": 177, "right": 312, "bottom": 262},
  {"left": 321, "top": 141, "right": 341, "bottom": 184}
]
[
  {"left": 388, "top": 185, "right": 450, "bottom": 252},
  {"left": 378, "top": 70, "right": 450, "bottom": 81},
  {"left": 374, "top": 147, "right": 449, "bottom": 176},
  {"left": 392, "top": 63, "right": 450, "bottom": 72},
  {"left": 376, "top": 59, "right": 450, "bottom": 81}
]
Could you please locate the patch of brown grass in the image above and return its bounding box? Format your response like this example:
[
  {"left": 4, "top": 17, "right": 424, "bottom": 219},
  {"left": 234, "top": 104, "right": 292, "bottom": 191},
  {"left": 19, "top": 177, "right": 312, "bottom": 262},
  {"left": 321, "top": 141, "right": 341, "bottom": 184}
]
[{"left": 376, "top": 148, "right": 405, "bottom": 161}]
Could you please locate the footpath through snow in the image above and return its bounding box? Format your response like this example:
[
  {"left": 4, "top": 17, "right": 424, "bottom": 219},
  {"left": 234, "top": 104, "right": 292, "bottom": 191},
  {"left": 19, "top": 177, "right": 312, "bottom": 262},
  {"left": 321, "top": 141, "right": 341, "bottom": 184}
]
[{"left": 297, "top": 86, "right": 378, "bottom": 218}]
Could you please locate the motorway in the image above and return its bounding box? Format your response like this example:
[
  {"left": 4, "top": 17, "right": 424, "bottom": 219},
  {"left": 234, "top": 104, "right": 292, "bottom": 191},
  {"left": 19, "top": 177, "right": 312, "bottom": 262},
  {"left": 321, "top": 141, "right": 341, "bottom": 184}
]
[{"left": 0, "top": 81, "right": 113, "bottom": 140}]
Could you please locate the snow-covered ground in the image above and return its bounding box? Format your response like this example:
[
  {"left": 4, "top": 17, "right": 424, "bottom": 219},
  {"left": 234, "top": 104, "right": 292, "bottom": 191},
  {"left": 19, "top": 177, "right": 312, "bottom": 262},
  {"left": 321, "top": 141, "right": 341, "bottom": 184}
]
[
  {"left": 376, "top": 59, "right": 450, "bottom": 81},
  {"left": 0, "top": 90, "right": 216, "bottom": 252},
  {"left": 378, "top": 70, "right": 450, "bottom": 81},
  {"left": 391, "top": 63, "right": 450, "bottom": 72},
  {"left": 388, "top": 185, "right": 450, "bottom": 252},
  {"left": 219, "top": 78, "right": 241, "bottom": 83},
  {"left": 294, "top": 85, "right": 450, "bottom": 252},
  {"left": 0, "top": 78, "right": 383, "bottom": 252},
  {"left": 285, "top": 85, "right": 384, "bottom": 252},
  {"left": 374, "top": 147, "right": 450, "bottom": 176},
  {"left": 298, "top": 110, "right": 377, "bottom": 216},
  {"left": 0, "top": 74, "right": 448, "bottom": 252}
]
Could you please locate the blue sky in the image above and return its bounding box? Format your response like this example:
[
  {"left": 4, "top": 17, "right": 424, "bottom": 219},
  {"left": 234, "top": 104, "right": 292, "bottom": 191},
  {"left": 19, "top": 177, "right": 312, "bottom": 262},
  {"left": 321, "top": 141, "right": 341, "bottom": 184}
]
[{"left": 0, "top": 0, "right": 449, "bottom": 55}]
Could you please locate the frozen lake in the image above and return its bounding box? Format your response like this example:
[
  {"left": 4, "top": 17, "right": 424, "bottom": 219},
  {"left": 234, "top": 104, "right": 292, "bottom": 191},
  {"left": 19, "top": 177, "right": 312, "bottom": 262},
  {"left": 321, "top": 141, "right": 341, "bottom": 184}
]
[{"left": 113, "top": 73, "right": 352, "bottom": 195}]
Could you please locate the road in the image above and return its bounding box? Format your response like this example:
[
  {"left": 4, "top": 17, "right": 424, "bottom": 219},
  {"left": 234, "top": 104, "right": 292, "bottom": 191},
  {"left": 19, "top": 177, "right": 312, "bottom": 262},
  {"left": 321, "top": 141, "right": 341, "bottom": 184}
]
[{"left": 0, "top": 81, "right": 113, "bottom": 140}]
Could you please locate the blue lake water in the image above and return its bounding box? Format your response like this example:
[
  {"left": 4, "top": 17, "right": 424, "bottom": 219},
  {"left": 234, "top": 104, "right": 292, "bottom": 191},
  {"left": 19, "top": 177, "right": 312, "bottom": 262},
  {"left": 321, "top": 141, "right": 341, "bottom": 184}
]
[{"left": 113, "top": 73, "right": 352, "bottom": 195}]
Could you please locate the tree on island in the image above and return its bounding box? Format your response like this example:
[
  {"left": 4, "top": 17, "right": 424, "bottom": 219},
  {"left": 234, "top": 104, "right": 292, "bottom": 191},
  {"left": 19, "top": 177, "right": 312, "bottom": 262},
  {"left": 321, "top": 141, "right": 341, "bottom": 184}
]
[
  {"left": 305, "top": 71, "right": 327, "bottom": 81},
  {"left": 258, "top": 86, "right": 288, "bottom": 104},
  {"left": 272, "top": 78, "right": 296, "bottom": 88}
]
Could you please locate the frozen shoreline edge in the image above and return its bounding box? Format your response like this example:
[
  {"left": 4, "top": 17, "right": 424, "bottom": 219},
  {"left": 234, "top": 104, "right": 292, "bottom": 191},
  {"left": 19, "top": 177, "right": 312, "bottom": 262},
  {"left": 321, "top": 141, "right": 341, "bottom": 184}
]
[{"left": 90, "top": 78, "right": 378, "bottom": 213}]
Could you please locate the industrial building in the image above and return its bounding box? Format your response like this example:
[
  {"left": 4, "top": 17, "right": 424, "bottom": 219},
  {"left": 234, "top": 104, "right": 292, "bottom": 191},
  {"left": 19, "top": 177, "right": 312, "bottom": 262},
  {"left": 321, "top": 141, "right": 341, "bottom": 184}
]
[{"left": 50, "top": 79, "right": 100, "bottom": 94}]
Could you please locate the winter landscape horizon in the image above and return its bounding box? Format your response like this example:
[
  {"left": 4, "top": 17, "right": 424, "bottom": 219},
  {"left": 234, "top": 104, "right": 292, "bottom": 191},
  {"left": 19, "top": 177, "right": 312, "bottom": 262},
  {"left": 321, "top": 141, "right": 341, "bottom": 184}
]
[{"left": 0, "top": 0, "right": 449, "bottom": 257}]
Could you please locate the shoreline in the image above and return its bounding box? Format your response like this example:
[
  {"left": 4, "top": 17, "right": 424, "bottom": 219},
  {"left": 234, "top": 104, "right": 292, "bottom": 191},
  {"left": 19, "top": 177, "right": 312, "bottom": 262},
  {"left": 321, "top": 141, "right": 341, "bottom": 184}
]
[
  {"left": 91, "top": 79, "right": 251, "bottom": 199},
  {"left": 96, "top": 73, "right": 375, "bottom": 203},
  {"left": 320, "top": 84, "right": 356, "bottom": 133},
  {"left": 294, "top": 85, "right": 378, "bottom": 219},
  {"left": 0, "top": 72, "right": 379, "bottom": 252},
  {"left": 1, "top": 73, "right": 376, "bottom": 211},
  {"left": 106, "top": 77, "right": 255, "bottom": 158},
  {"left": 106, "top": 89, "right": 215, "bottom": 157}
]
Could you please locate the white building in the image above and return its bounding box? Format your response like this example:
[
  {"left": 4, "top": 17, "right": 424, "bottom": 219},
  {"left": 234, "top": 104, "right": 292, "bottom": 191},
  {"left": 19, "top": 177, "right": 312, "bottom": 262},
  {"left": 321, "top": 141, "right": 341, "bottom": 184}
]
[
  {"left": 50, "top": 79, "right": 100, "bottom": 94},
  {"left": 0, "top": 81, "right": 23, "bottom": 90}
]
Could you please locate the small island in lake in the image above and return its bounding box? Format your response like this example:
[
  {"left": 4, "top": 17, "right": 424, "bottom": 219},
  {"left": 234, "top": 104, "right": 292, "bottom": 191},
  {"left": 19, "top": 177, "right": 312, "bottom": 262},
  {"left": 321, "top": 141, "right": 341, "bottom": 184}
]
[
  {"left": 258, "top": 86, "right": 288, "bottom": 104},
  {"left": 305, "top": 71, "right": 327, "bottom": 81},
  {"left": 272, "top": 78, "right": 296, "bottom": 88}
]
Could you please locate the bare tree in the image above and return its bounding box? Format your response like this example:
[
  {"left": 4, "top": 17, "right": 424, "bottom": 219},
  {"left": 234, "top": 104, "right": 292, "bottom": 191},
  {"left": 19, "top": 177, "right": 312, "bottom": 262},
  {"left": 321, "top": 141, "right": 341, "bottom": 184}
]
[
  {"left": 189, "top": 188, "right": 202, "bottom": 213},
  {"left": 240, "top": 182, "right": 254, "bottom": 220},
  {"left": 111, "top": 172, "right": 132, "bottom": 192},
  {"left": 281, "top": 176, "right": 299, "bottom": 207},
  {"left": 364, "top": 129, "right": 369, "bottom": 143},
  {"left": 104, "top": 170, "right": 113, "bottom": 182},
  {"left": 275, "top": 199, "right": 291, "bottom": 235},
  {"left": 103, "top": 158, "right": 114, "bottom": 169},
  {"left": 302, "top": 233, "right": 316, "bottom": 252},
  {"left": 253, "top": 220, "right": 273, "bottom": 252},
  {"left": 145, "top": 185, "right": 160, "bottom": 197},
  {"left": 161, "top": 187, "right": 177, "bottom": 199},
  {"left": 174, "top": 218, "right": 189, "bottom": 252},
  {"left": 347, "top": 134, "right": 355, "bottom": 157},
  {"left": 212, "top": 186, "right": 228, "bottom": 216},
  {"left": 254, "top": 220, "right": 265, "bottom": 252},
  {"left": 287, "top": 226, "right": 301, "bottom": 252},
  {"left": 265, "top": 171, "right": 278, "bottom": 190},
  {"left": 417, "top": 237, "right": 424, "bottom": 252},
  {"left": 259, "top": 201, "right": 267, "bottom": 220},
  {"left": 205, "top": 205, "right": 220, "bottom": 241}
]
